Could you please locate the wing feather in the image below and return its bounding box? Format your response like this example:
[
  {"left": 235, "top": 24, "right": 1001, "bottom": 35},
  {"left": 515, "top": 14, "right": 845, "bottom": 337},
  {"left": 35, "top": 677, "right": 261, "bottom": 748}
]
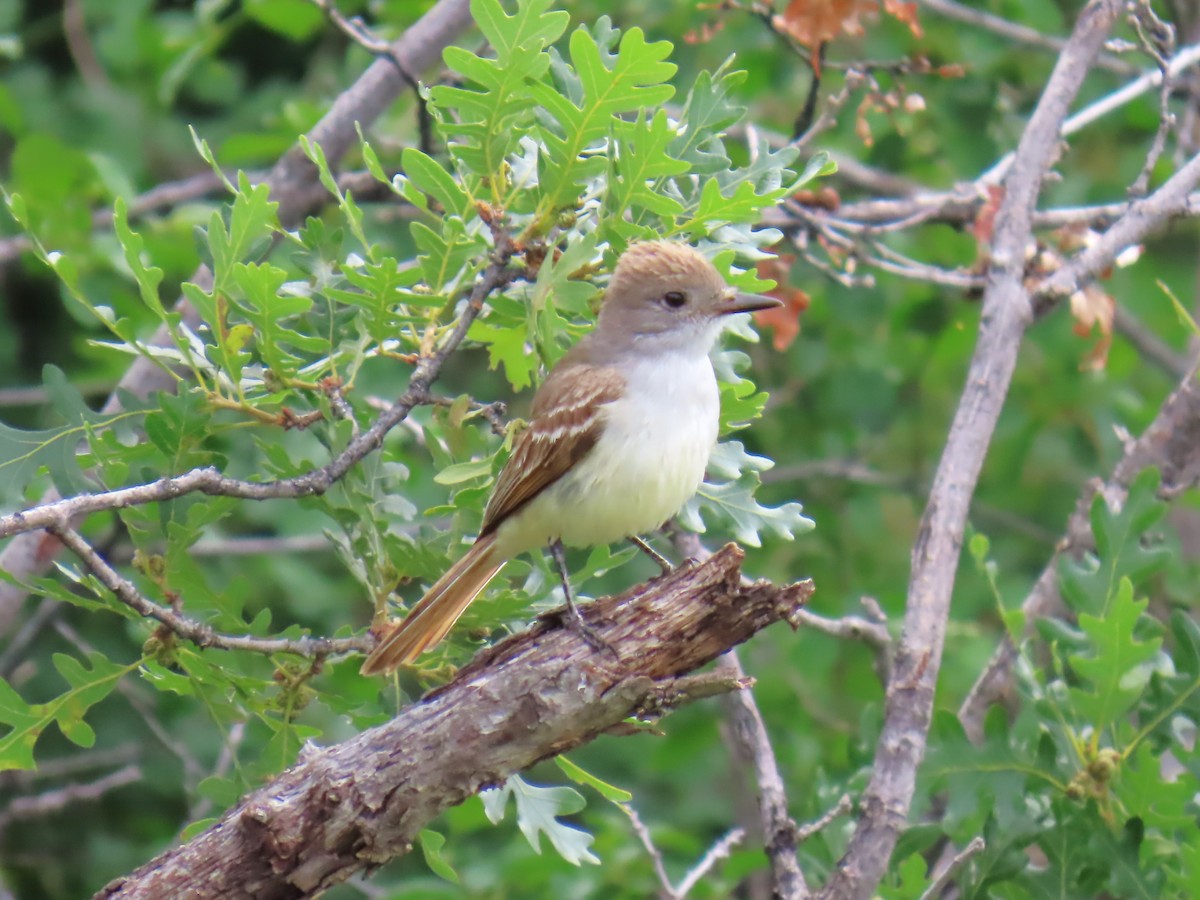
[{"left": 480, "top": 363, "right": 625, "bottom": 536}]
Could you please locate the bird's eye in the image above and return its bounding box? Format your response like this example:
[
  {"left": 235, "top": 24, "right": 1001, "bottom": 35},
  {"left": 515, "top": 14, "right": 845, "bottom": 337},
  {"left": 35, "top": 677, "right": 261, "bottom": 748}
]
[{"left": 661, "top": 291, "right": 687, "bottom": 309}]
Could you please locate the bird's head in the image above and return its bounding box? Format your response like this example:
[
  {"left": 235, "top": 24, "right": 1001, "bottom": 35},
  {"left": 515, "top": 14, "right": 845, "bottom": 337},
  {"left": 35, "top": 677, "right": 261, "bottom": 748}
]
[{"left": 598, "top": 241, "right": 781, "bottom": 351}]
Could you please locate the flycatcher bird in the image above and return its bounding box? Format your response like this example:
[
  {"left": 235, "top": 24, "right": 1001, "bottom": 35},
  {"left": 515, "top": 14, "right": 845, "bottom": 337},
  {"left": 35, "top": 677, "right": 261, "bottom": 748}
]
[{"left": 360, "top": 241, "right": 782, "bottom": 674}]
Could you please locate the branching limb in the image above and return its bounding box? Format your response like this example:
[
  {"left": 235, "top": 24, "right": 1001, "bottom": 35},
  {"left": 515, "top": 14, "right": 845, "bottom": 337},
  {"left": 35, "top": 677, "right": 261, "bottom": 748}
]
[
  {"left": 718, "top": 652, "right": 807, "bottom": 899},
  {"left": 95, "top": 546, "right": 812, "bottom": 899},
  {"left": 0, "top": 234, "right": 524, "bottom": 542},
  {"left": 820, "top": 4, "right": 1124, "bottom": 897},
  {"left": 920, "top": 837, "right": 986, "bottom": 900}
]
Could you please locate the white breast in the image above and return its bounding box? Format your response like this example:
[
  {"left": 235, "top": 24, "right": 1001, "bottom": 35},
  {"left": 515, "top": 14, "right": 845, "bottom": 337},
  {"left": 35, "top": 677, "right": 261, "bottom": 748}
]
[{"left": 494, "top": 350, "right": 719, "bottom": 555}]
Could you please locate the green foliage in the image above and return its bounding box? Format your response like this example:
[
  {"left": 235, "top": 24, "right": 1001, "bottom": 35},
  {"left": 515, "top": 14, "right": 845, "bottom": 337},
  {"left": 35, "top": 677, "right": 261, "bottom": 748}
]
[
  {"left": 0, "top": 654, "right": 141, "bottom": 771},
  {"left": 913, "top": 470, "right": 1199, "bottom": 897},
  {"left": 0, "top": 0, "right": 819, "bottom": 887},
  {"left": 2, "top": 0, "right": 1197, "bottom": 896}
]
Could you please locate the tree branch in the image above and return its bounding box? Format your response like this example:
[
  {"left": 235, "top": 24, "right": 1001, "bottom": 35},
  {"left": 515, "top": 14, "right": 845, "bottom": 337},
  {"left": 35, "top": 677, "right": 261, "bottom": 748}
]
[
  {"left": 820, "top": 4, "right": 1124, "bottom": 897},
  {"left": 95, "top": 545, "right": 813, "bottom": 899}
]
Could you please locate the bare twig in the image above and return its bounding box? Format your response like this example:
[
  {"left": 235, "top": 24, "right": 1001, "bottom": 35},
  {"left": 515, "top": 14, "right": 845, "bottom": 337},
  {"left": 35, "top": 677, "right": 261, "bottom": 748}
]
[
  {"left": 674, "top": 828, "right": 746, "bottom": 898},
  {"left": 61, "top": 0, "right": 111, "bottom": 90},
  {"left": 1113, "top": 304, "right": 1192, "bottom": 379},
  {"left": 1038, "top": 151, "right": 1200, "bottom": 301},
  {"left": 667, "top": 529, "right": 809, "bottom": 898},
  {"left": 820, "top": 4, "right": 1124, "bottom": 897},
  {"left": 624, "top": 805, "right": 676, "bottom": 898},
  {"left": 0, "top": 236, "right": 524, "bottom": 543},
  {"left": 920, "top": 836, "right": 986, "bottom": 900},
  {"left": 792, "top": 609, "right": 892, "bottom": 683},
  {"left": 1128, "top": 0, "right": 1179, "bottom": 196},
  {"left": 719, "top": 652, "right": 807, "bottom": 899},
  {"left": 794, "top": 794, "right": 853, "bottom": 844},
  {"left": 0, "top": 0, "right": 475, "bottom": 637},
  {"left": 49, "top": 524, "right": 370, "bottom": 658},
  {"left": 918, "top": 0, "right": 1137, "bottom": 74},
  {"left": 0, "top": 765, "right": 141, "bottom": 833}
]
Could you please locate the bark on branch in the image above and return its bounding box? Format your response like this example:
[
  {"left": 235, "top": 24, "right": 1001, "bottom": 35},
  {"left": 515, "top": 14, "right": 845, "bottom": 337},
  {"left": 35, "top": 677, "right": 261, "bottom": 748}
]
[{"left": 95, "top": 545, "right": 813, "bottom": 900}]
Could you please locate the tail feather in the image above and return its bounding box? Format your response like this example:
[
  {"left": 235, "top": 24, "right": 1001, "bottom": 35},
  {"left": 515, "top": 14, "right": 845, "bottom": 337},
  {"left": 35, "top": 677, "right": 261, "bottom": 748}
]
[{"left": 360, "top": 534, "right": 505, "bottom": 675}]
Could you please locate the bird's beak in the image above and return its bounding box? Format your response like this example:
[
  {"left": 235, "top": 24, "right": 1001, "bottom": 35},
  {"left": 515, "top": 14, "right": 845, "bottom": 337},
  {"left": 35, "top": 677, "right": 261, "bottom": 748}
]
[{"left": 717, "top": 289, "right": 784, "bottom": 316}]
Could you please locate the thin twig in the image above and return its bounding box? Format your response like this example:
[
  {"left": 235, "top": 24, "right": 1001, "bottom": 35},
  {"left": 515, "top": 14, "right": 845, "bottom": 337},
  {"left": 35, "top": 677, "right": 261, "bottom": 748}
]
[
  {"left": 673, "top": 828, "right": 746, "bottom": 898},
  {"left": 918, "top": 0, "right": 1137, "bottom": 74},
  {"left": 1128, "top": 0, "right": 1178, "bottom": 196},
  {"left": 794, "top": 794, "right": 853, "bottom": 844},
  {"left": 718, "top": 652, "right": 806, "bottom": 899},
  {"left": 0, "top": 0, "right": 474, "bottom": 637},
  {"left": 919, "top": 836, "right": 986, "bottom": 900},
  {"left": 49, "top": 524, "right": 369, "bottom": 658},
  {"left": 0, "top": 765, "right": 141, "bottom": 833},
  {"left": 0, "top": 237, "right": 526, "bottom": 542},
  {"left": 624, "top": 805, "right": 676, "bottom": 898},
  {"left": 1038, "top": 152, "right": 1200, "bottom": 300}
]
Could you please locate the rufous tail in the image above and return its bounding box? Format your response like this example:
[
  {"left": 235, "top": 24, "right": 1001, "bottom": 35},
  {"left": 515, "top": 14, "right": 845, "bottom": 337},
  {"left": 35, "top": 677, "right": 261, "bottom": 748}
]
[{"left": 360, "top": 533, "right": 506, "bottom": 675}]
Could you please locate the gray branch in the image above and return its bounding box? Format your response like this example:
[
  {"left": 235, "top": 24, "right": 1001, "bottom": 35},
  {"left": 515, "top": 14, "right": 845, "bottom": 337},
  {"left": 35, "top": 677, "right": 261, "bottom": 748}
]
[{"left": 818, "top": 4, "right": 1124, "bottom": 897}]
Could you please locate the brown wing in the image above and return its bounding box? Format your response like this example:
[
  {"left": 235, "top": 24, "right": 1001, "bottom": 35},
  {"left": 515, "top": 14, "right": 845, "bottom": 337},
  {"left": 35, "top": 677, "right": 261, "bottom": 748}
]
[{"left": 480, "top": 362, "right": 625, "bottom": 536}]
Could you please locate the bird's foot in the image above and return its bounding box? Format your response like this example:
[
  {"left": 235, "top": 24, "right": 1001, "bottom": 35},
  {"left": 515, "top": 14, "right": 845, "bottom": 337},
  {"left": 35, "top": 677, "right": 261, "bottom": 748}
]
[{"left": 561, "top": 603, "right": 620, "bottom": 661}]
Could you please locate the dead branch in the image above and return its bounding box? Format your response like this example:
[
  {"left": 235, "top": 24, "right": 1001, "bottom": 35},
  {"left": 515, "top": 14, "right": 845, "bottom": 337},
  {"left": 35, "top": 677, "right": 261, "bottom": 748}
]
[{"left": 95, "top": 545, "right": 813, "bottom": 899}]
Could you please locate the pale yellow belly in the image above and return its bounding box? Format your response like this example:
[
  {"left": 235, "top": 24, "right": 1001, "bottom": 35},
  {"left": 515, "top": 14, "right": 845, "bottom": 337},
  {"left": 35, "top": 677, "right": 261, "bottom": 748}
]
[{"left": 492, "top": 356, "right": 719, "bottom": 557}]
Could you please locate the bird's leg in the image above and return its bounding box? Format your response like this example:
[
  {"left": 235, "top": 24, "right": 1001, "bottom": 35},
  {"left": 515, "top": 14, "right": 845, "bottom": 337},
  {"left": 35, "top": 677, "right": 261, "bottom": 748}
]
[
  {"left": 549, "top": 540, "right": 618, "bottom": 659},
  {"left": 628, "top": 535, "right": 673, "bottom": 575}
]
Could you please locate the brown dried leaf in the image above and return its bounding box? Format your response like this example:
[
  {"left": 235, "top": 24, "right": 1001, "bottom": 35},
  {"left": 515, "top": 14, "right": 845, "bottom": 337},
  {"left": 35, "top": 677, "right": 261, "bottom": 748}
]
[
  {"left": 972, "top": 184, "right": 1005, "bottom": 249},
  {"left": 792, "top": 186, "right": 842, "bottom": 211},
  {"left": 1069, "top": 284, "right": 1115, "bottom": 371},
  {"left": 753, "top": 255, "right": 810, "bottom": 351},
  {"left": 774, "top": 0, "right": 877, "bottom": 54},
  {"left": 883, "top": 0, "right": 923, "bottom": 38}
]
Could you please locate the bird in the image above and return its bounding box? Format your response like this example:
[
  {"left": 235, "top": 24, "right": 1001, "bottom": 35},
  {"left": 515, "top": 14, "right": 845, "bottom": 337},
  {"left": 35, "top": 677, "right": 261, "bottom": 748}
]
[{"left": 360, "top": 240, "right": 782, "bottom": 674}]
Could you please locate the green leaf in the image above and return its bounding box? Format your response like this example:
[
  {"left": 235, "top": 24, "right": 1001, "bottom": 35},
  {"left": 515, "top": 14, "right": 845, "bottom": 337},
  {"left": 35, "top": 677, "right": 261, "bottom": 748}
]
[
  {"left": 0, "top": 366, "right": 136, "bottom": 499},
  {"left": 431, "top": 0, "right": 568, "bottom": 188},
  {"left": 207, "top": 172, "right": 279, "bottom": 292},
  {"left": 0, "top": 653, "right": 138, "bottom": 771},
  {"left": 402, "top": 147, "right": 473, "bottom": 219},
  {"left": 418, "top": 828, "right": 461, "bottom": 883},
  {"left": 112, "top": 197, "right": 167, "bottom": 321},
  {"left": 556, "top": 755, "right": 633, "bottom": 803},
  {"left": 434, "top": 457, "right": 495, "bottom": 485},
  {"left": 682, "top": 476, "right": 814, "bottom": 548},
  {"left": 534, "top": 22, "right": 676, "bottom": 213},
  {"left": 1067, "top": 577, "right": 1162, "bottom": 731}
]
